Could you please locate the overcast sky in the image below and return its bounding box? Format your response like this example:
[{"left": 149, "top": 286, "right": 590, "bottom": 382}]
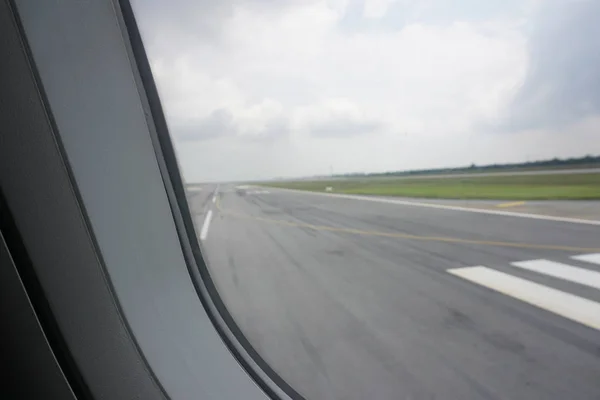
[{"left": 132, "top": 0, "right": 600, "bottom": 182}]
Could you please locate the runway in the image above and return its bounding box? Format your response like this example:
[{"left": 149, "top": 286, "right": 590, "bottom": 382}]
[{"left": 187, "top": 184, "right": 600, "bottom": 400}]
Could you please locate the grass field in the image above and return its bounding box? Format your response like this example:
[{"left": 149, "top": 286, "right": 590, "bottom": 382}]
[
  {"left": 261, "top": 173, "right": 600, "bottom": 200},
  {"left": 343, "top": 163, "right": 600, "bottom": 179}
]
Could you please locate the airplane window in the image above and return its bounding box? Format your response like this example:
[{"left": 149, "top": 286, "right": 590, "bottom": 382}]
[{"left": 130, "top": 1, "right": 600, "bottom": 399}]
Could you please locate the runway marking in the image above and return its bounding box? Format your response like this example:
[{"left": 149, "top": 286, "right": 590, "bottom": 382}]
[
  {"left": 216, "top": 206, "right": 600, "bottom": 252},
  {"left": 200, "top": 210, "right": 213, "bottom": 241},
  {"left": 511, "top": 259, "right": 600, "bottom": 290},
  {"left": 242, "top": 190, "right": 271, "bottom": 195},
  {"left": 212, "top": 185, "right": 219, "bottom": 203},
  {"left": 497, "top": 200, "right": 525, "bottom": 208},
  {"left": 265, "top": 187, "right": 600, "bottom": 226},
  {"left": 572, "top": 253, "right": 600, "bottom": 265},
  {"left": 448, "top": 266, "right": 600, "bottom": 330}
]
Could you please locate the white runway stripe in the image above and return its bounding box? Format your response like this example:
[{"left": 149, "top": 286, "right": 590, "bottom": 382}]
[
  {"left": 247, "top": 190, "right": 270, "bottom": 195},
  {"left": 572, "top": 253, "right": 600, "bottom": 266},
  {"left": 200, "top": 210, "right": 213, "bottom": 241},
  {"left": 448, "top": 266, "right": 600, "bottom": 330},
  {"left": 511, "top": 259, "right": 600, "bottom": 290}
]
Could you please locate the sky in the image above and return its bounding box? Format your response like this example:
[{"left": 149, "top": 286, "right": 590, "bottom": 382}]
[{"left": 132, "top": 0, "right": 600, "bottom": 182}]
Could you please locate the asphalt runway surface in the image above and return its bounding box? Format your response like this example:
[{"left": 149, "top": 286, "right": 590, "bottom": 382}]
[{"left": 187, "top": 184, "right": 600, "bottom": 400}]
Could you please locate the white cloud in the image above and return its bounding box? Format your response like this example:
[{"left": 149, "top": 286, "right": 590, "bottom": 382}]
[
  {"left": 133, "top": 0, "right": 600, "bottom": 182},
  {"left": 364, "top": 0, "right": 397, "bottom": 19},
  {"left": 293, "top": 98, "right": 382, "bottom": 138},
  {"left": 151, "top": 57, "right": 289, "bottom": 142}
]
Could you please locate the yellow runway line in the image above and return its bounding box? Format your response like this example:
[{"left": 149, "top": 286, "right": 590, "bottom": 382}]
[
  {"left": 217, "top": 208, "right": 600, "bottom": 253},
  {"left": 497, "top": 200, "right": 526, "bottom": 208}
]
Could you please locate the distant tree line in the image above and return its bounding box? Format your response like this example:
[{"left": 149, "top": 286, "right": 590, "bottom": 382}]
[{"left": 336, "top": 155, "right": 600, "bottom": 178}]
